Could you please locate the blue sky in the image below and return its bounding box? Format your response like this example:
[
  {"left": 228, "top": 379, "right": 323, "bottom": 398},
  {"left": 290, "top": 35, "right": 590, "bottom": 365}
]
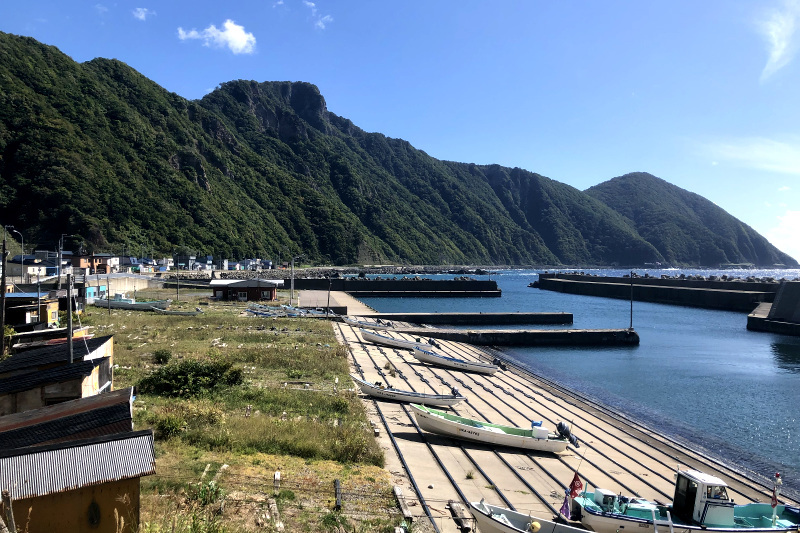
[{"left": 2, "top": 1, "right": 799, "bottom": 261}]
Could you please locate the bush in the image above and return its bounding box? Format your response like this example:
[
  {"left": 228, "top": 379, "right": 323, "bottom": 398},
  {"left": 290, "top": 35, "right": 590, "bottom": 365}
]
[
  {"left": 153, "top": 349, "right": 172, "bottom": 365},
  {"left": 138, "top": 360, "right": 244, "bottom": 397}
]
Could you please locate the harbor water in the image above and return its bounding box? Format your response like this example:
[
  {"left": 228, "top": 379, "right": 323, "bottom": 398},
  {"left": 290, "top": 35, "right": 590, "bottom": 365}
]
[{"left": 358, "top": 268, "right": 800, "bottom": 495}]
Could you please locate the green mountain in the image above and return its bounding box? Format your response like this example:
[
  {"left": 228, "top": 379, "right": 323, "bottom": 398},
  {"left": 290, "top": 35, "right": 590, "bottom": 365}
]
[
  {"left": 585, "top": 173, "right": 796, "bottom": 267},
  {"left": 0, "top": 32, "right": 794, "bottom": 267}
]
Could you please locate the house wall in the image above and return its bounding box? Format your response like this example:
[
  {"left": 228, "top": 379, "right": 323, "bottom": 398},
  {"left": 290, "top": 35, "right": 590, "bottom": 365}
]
[
  {"left": 4, "top": 477, "right": 141, "bottom": 533},
  {"left": 0, "top": 376, "right": 92, "bottom": 416}
]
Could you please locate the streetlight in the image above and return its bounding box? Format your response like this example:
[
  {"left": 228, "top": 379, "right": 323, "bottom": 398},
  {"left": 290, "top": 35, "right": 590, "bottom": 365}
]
[
  {"left": 290, "top": 254, "right": 304, "bottom": 306},
  {"left": 58, "top": 234, "right": 80, "bottom": 289},
  {"left": 10, "top": 229, "right": 23, "bottom": 284}
]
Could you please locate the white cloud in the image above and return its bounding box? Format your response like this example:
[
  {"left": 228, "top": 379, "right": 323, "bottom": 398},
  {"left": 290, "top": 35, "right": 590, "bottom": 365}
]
[
  {"left": 177, "top": 20, "right": 256, "bottom": 54},
  {"left": 779, "top": 185, "right": 791, "bottom": 191},
  {"left": 133, "top": 8, "right": 155, "bottom": 21},
  {"left": 757, "top": 0, "right": 800, "bottom": 82},
  {"left": 95, "top": 4, "right": 108, "bottom": 14},
  {"left": 303, "top": 0, "right": 333, "bottom": 29},
  {"left": 704, "top": 136, "right": 800, "bottom": 175},
  {"left": 766, "top": 209, "right": 800, "bottom": 261}
]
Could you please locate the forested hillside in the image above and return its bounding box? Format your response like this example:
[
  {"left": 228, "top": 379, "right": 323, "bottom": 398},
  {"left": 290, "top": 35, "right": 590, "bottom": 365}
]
[
  {"left": 585, "top": 173, "right": 796, "bottom": 267},
  {"left": 0, "top": 32, "right": 794, "bottom": 267}
]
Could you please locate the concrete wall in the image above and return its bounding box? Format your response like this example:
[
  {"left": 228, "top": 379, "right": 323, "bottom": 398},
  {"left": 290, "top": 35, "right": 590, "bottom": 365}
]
[
  {"left": 5, "top": 477, "right": 141, "bottom": 533},
  {"left": 293, "top": 278, "right": 500, "bottom": 295},
  {"left": 537, "top": 276, "right": 773, "bottom": 312}
]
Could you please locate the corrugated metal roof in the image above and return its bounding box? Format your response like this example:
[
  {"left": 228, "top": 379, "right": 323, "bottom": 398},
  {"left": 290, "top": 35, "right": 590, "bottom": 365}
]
[
  {"left": 0, "top": 387, "right": 133, "bottom": 432},
  {"left": 0, "top": 430, "right": 156, "bottom": 499},
  {"left": 0, "top": 357, "right": 108, "bottom": 395},
  {"left": 0, "top": 388, "right": 134, "bottom": 448},
  {"left": 0, "top": 335, "right": 112, "bottom": 374}
]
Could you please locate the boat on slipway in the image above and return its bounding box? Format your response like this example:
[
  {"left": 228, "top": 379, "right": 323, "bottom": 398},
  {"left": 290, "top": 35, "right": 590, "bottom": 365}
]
[
  {"left": 410, "top": 403, "right": 578, "bottom": 453},
  {"left": 412, "top": 346, "right": 500, "bottom": 374},
  {"left": 571, "top": 469, "right": 800, "bottom": 533},
  {"left": 360, "top": 328, "right": 439, "bottom": 350},
  {"left": 349, "top": 374, "right": 465, "bottom": 407},
  {"left": 342, "top": 315, "right": 397, "bottom": 330},
  {"left": 471, "top": 500, "right": 587, "bottom": 533},
  {"left": 93, "top": 294, "right": 171, "bottom": 311}
]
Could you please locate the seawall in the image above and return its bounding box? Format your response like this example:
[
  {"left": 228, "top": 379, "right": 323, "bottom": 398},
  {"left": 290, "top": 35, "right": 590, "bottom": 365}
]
[
  {"left": 536, "top": 273, "right": 778, "bottom": 312},
  {"left": 392, "top": 326, "right": 639, "bottom": 346},
  {"left": 292, "top": 278, "right": 501, "bottom": 297},
  {"left": 366, "top": 312, "right": 572, "bottom": 325}
]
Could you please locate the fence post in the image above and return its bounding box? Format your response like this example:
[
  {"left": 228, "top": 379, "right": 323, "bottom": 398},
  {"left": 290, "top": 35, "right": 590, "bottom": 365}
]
[
  {"left": 1, "top": 490, "right": 16, "bottom": 533},
  {"left": 333, "top": 479, "right": 342, "bottom": 511}
]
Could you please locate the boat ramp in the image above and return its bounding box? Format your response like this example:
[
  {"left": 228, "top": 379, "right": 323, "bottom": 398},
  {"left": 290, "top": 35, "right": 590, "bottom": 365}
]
[{"left": 336, "top": 324, "right": 799, "bottom": 533}]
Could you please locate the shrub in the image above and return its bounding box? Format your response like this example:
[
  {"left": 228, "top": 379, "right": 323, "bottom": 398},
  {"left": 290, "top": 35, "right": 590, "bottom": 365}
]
[
  {"left": 153, "top": 349, "right": 172, "bottom": 365},
  {"left": 138, "top": 360, "right": 243, "bottom": 397}
]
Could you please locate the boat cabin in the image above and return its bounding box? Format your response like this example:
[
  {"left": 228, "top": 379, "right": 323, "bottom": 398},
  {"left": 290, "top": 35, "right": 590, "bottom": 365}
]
[{"left": 672, "top": 469, "right": 734, "bottom": 526}]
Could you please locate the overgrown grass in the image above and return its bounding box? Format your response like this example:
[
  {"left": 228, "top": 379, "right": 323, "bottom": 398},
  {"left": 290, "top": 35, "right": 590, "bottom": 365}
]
[{"left": 82, "top": 288, "right": 396, "bottom": 531}]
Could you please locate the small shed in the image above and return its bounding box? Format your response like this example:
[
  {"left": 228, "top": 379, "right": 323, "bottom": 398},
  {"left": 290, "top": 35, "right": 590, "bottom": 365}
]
[
  {"left": 211, "top": 278, "right": 283, "bottom": 301},
  {"left": 2, "top": 292, "right": 60, "bottom": 328},
  {"left": 0, "top": 386, "right": 134, "bottom": 449},
  {"left": 0, "top": 429, "right": 156, "bottom": 533},
  {"left": 0, "top": 335, "right": 114, "bottom": 379},
  {"left": 0, "top": 356, "right": 113, "bottom": 416}
]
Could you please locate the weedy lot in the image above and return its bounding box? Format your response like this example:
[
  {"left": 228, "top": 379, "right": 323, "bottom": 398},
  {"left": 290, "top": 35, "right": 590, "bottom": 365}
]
[{"left": 82, "top": 288, "right": 403, "bottom": 533}]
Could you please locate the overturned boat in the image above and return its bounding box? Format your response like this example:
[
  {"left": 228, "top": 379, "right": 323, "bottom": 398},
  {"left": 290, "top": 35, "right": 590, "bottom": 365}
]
[
  {"left": 412, "top": 346, "right": 499, "bottom": 374},
  {"left": 360, "top": 328, "right": 436, "bottom": 350},
  {"left": 350, "top": 374, "right": 465, "bottom": 407}
]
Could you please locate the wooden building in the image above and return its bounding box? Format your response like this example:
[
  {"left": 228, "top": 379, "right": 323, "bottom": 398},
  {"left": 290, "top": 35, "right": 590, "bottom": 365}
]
[
  {"left": 211, "top": 278, "right": 282, "bottom": 301},
  {"left": 0, "top": 429, "right": 155, "bottom": 533}
]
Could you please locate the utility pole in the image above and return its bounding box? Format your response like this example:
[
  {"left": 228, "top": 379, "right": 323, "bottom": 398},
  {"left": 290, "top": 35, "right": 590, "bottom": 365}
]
[
  {"left": 0, "top": 227, "right": 8, "bottom": 356},
  {"left": 67, "top": 273, "right": 73, "bottom": 364}
]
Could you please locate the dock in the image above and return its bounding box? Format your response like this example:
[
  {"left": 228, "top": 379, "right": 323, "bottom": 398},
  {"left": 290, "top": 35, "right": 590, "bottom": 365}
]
[
  {"left": 388, "top": 326, "right": 639, "bottom": 346},
  {"left": 336, "top": 324, "right": 798, "bottom": 532},
  {"left": 292, "top": 278, "right": 502, "bottom": 297},
  {"left": 366, "top": 312, "right": 573, "bottom": 325}
]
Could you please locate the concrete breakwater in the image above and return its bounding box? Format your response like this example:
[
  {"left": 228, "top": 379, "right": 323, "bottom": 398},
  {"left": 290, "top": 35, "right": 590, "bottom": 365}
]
[
  {"left": 292, "top": 278, "right": 501, "bottom": 297},
  {"left": 367, "top": 311, "right": 572, "bottom": 325},
  {"left": 536, "top": 273, "right": 778, "bottom": 311},
  {"left": 392, "top": 326, "right": 639, "bottom": 346}
]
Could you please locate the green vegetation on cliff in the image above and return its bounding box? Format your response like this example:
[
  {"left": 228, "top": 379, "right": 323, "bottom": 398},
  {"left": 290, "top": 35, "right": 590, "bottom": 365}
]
[{"left": 0, "top": 32, "right": 794, "bottom": 267}]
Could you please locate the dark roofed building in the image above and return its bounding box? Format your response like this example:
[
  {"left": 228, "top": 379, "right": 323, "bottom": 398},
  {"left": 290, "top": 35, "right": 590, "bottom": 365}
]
[
  {"left": 0, "top": 334, "right": 114, "bottom": 379},
  {"left": 0, "top": 429, "right": 155, "bottom": 533},
  {"left": 0, "top": 387, "right": 134, "bottom": 449},
  {"left": 0, "top": 356, "right": 113, "bottom": 416}
]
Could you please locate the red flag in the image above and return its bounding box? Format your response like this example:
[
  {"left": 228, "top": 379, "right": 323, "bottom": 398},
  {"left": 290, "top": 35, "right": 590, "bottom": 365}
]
[
  {"left": 771, "top": 486, "right": 778, "bottom": 508},
  {"left": 569, "top": 472, "right": 583, "bottom": 498}
]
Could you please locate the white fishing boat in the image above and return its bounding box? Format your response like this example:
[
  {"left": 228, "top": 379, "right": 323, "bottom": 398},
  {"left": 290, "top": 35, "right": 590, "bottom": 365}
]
[
  {"left": 360, "top": 328, "right": 438, "bottom": 350},
  {"left": 412, "top": 346, "right": 499, "bottom": 374},
  {"left": 571, "top": 470, "right": 800, "bottom": 533},
  {"left": 410, "top": 403, "right": 577, "bottom": 453},
  {"left": 350, "top": 374, "right": 465, "bottom": 406},
  {"left": 93, "top": 294, "right": 171, "bottom": 311},
  {"left": 342, "top": 316, "right": 396, "bottom": 330},
  {"left": 471, "top": 500, "right": 587, "bottom": 533}
]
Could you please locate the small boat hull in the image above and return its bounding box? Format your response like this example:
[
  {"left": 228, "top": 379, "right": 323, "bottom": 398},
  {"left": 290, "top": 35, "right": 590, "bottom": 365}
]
[
  {"left": 93, "top": 298, "right": 171, "bottom": 311},
  {"left": 360, "top": 329, "right": 425, "bottom": 350},
  {"left": 350, "top": 375, "right": 465, "bottom": 406},
  {"left": 470, "top": 500, "right": 586, "bottom": 533},
  {"left": 413, "top": 346, "right": 499, "bottom": 374},
  {"left": 342, "top": 316, "right": 396, "bottom": 330},
  {"left": 410, "top": 404, "right": 569, "bottom": 453}
]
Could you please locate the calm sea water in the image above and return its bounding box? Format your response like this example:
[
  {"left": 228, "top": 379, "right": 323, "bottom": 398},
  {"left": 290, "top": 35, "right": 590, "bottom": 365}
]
[{"left": 359, "top": 268, "right": 800, "bottom": 495}]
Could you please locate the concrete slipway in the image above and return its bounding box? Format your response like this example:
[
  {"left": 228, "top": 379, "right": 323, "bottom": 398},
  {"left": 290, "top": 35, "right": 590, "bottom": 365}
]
[{"left": 333, "top": 323, "right": 799, "bottom": 533}]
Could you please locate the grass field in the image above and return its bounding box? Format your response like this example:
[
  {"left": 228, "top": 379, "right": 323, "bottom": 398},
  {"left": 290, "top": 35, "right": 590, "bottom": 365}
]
[{"left": 81, "top": 288, "right": 403, "bottom": 533}]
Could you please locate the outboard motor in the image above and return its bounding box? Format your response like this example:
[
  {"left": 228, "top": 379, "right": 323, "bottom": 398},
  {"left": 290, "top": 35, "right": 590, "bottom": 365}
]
[{"left": 557, "top": 421, "right": 580, "bottom": 448}]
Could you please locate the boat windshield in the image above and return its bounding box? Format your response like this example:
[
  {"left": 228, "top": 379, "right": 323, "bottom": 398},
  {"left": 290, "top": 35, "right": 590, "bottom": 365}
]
[{"left": 706, "top": 486, "right": 728, "bottom": 500}]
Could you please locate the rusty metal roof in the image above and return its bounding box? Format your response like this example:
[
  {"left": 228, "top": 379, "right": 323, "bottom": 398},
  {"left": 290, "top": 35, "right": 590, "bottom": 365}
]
[
  {"left": 0, "top": 357, "right": 109, "bottom": 395},
  {"left": 0, "top": 387, "right": 134, "bottom": 448},
  {"left": 0, "top": 335, "right": 112, "bottom": 374},
  {"left": 0, "top": 430, "right": 156, "bottom": 499}
]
